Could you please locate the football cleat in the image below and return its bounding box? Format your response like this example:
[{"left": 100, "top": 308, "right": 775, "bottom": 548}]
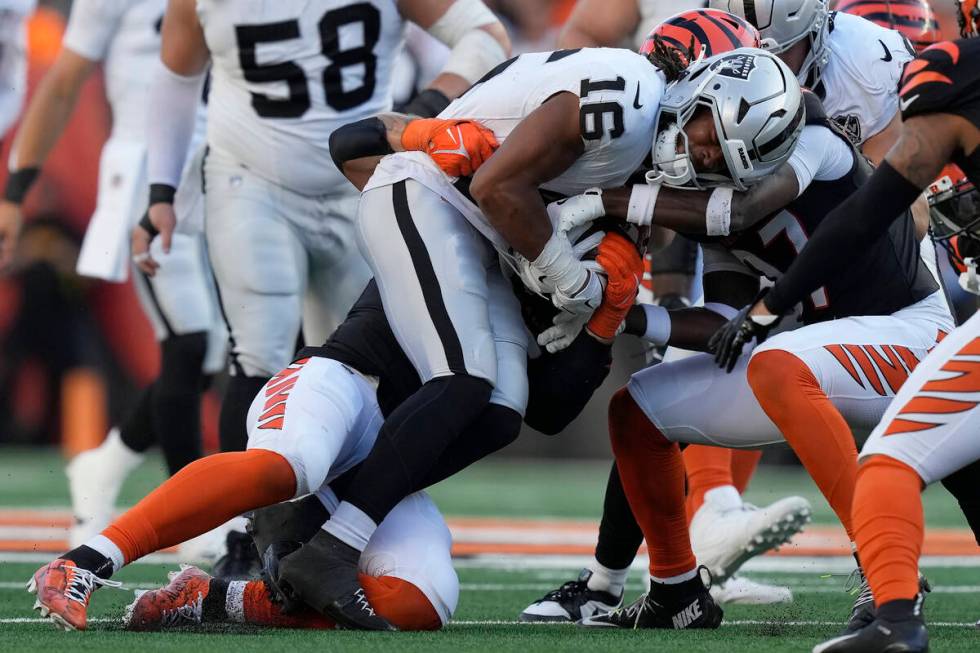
[
  {"left": 815, "top": 614, "right": 928, "bottom": 653},
  {"left": 710, "top": 575, "right": 793, "bottom": 605},
  {"left": 65, "top": 428, "right": 144, "bottom": 548},
  {"left": 212, "top": 530, "right": 262, "bottom": 581},
  {"left": 843, "top": 569, "right": 931, "bottom": 633},
  {"left": 27, "top": 559, "right": 121, "bottom": 631},
  {"left": 690, "top": 493, "right": 811, "bottom": 582},
  {"left": 579, "top": 571, "right": 722, "bottom": 630},
  {"left": 124, "top": 565, "right": 210, "bottom": 631},
  {"left": 519, "top": 569, "right": 624, "bottom": 622},
  {"left": 275, "top": 530, "right": 395, "bottom": 631},
  {"left": 247, "top": 495, "right": 328, "bottom": 563}
]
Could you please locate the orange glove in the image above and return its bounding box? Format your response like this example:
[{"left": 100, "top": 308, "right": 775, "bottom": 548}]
[
  {"left": 401, "top": 118, "right": 499, "bottom": 177},
  {"left": 587, "top": 232, "right": 644, "bottom": 340}
]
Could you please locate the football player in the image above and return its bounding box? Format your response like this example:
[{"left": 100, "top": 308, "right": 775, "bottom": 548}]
[
  {"left": 520, "top": 8, "right": 809, "bottom": 620},
  {"left": 135, "top": 0, "right": 510, "bottom": 455},
  {"left": 25, "top": 197, "right": 641, "bottom": 631},
  {"left": 0, "top": 0, "right": 227, "bottom": 547},
  {"left": 836, "top": 0, "right": 941, "bottom": 53},
  {"left": 713, "top": 20, "right": 980, "bottom": 653}
]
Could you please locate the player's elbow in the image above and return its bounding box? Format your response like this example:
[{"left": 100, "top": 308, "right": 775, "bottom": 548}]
[{"left": 469, "top": 167, "right": 508, "bottom": 209}]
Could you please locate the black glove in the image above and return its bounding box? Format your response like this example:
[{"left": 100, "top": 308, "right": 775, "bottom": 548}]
[{"left": 708, "top": 291, "right": 782, "bottom": 373}]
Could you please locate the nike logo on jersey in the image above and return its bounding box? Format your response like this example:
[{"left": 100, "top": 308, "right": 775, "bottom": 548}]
[
  {"left": 633, "top": 84, "right": 643, "bottom": 110},
  {"left": 878, "top": 40, "right": 893, "bottom": 62},
  {"left": 671, "top": 600, "right": 703, "bottom": 629},
  {"left": 899, "top": 94, "right": 920, "bottom": 113},
  {"left": 431, "top": 126, "right": 470, "bottom": 160}
]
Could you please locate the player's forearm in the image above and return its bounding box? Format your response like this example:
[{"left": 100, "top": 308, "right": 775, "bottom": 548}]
[
  {"left": 624, "top": 304, "right": 730, "bottom": 353},
  {"left": 146, "top": 64, "right": 204, "bottom": 194},
  {"left": 8, "top": 69, "right": 85, "bottom": 171},
  {"left": 474, "top": 181, "right": 552, "bottom": 258}
]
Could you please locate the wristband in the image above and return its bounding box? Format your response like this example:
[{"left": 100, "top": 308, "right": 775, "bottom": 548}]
[
  {"left": 139, "top": 212, "right": 159, "bottom": 238},
  {"left": 641, "top": 304, "right": 671, "bottom": 346},
  {"left": 398, "top": 89, "right": 451, "bottom": 118},
  {"left": 706, "top": 187, "right": 734, "bottom": 236},
  {"left": 627, "top": 184, "right": 660, "bottom": 227},
  {"left": 328, "top": 117, "right": 393, "bottom": 172},
  {"left": 149, "top": 183, "right": 176, "bottom": 206},
  {"left": 3, "top": 167, "right": 40, "bottom": 204}
]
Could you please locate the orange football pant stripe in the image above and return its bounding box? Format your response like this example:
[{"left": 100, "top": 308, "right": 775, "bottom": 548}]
[
  {"left": 609, "top": 388, "right": 696, "bottom": 578},
  {"left": 242, "top": 574, "right": 441, "bottom": 631},
  {"left": 748, "top": 349, "right": 858, "bottom": 539},
  {"left": 853, "top": 456, "right": 924, "bottom": 606},
  {"left": 102, "top": 450, "right": 296, "bottom": 564}
]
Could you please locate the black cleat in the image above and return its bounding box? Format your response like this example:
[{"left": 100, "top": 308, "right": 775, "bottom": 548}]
[
  {"left": 212, "top": 531, "right": 262, "bottom": 581},
  {"left": 275, "top": 530, "right": 395, "bottom": 631},
  {"left": 519, "top": 569, "right": 623, "bottom": 622},
  {"left": 843, "top": 569, "right": 931, "bottom": 634},
  {"left": 259, "top": 540, "right": 303, "bottom": 613},
  {"left": 246, "top": 496, "right": 328, "bottom": 560},
  {"left": 814, "top": 616, "right": 929, "bottom": 652},
  {"left": 579, "top": 569, "right": 722, "bottom": 629}
]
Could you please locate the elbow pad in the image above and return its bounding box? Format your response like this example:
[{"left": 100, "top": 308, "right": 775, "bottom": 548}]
[
  {"left": 427, "top": 0, "right": 507, "bottom": 84},
  {"left": 147, "top": 63, "right": 205, "bottom": 188},
  {"left": 328, "top": 117, "right": 393, "bottom": 172}
]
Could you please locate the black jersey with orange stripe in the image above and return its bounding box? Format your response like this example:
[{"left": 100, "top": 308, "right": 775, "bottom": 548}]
[{"left": 899, "top": 39, "right": 980, "bottom": 184}]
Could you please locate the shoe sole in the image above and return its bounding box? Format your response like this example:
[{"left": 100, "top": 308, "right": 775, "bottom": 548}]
[
  {"left": 713, "top": 506, "right": 812, "bottom": 582},
  {"left": 27, "top": 576, "right": 78, "bottom": 631},
  {"left": 518, "top": 613, "right": 574, "bottom": 623}
]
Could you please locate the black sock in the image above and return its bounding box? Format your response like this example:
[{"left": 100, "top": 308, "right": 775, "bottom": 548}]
[
  {"left": 877, "top": 598, "right": 922, "bottom": 622},
  {"left": 219, "top": 375, "right": 269, "bottom": 452},
  {"left": 62, "top": 545, "right": 114, "bottom": 579},
  {"left": 119, "top": 385, "right": 157, "bottom": 453},
  {"left": 649, "top": 573, "right": 704, "bottom": 603},
  {"left": 153, "top": 333, "right": 207, "bottom": 475},
  {"left": 594, "top": 463, "right": 644, "bottom": 570},
  {"left": 202, "top": 577, "right": 230, "bottom": 622}
]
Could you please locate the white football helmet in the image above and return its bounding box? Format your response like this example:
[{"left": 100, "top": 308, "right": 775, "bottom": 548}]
[
  {"left": 648, "top": 48, "right": 805, "bottom": 192},
  {"left": 709, "top": 0, "right": 831, "bottom": 88}
]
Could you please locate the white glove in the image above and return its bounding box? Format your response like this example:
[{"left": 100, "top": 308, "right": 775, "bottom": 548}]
[
  {"left": 546, "top": 188, "right": 605, "bottom": 236},
  {"left": 537, "top": 312, "right": 589, "bottom": 354},
  {"left": 531, "top": 233, "right": 605, "bottom": 316},
  {"left": 514, "top": 229, "right": 605, "bottom": 297}
]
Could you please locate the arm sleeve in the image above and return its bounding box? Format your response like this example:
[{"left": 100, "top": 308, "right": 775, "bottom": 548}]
[
  {"left": 146, "top": 62, "right": 206, "bottom": 189},
  {"left": 764, "top": 160, "right": 924, "bottom": 314},
  {"left": 62, "top": 0, "right": 125, "bottom": 62},
  {"left": 786, "top": 125, "right": 852, "bottom": 194}
]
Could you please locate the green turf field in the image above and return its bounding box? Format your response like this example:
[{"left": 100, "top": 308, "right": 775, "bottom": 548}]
[{"left": 1, "top": 448, "right": 978, "bottom": 651}]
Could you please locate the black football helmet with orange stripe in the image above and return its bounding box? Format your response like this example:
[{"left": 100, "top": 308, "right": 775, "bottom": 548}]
[
  {"left": 640, "top": 8, "right": 762, "bottom": 68},
  {"left": 836, "top": 0, "right": 940, "bottom": 52},
  {"left": 960, "top": 0, "right": 980, "bottom": 37},
  {"left": 927, "top": 171, "right": 980, "bottom": 279}
]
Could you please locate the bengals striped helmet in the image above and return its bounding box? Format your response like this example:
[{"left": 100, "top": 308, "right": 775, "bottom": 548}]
[
  {"left": 959, "top": 0, "right": 980, "bottom": 37},
  {"left": 639, "top": 8, "right": 762, "bottom": 66},
  {"left": 836, "top": 0, "right": 940, "bottom": 52}
]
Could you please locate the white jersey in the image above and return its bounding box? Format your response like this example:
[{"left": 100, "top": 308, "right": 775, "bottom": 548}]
[
  {"left": 812, "top": 11, "right": 913, "bottom": 145},
  {"left": 0, "top": 0, "right": 35, "bottom": 135},
  {"left": 367, "top": 48, "right": 663, "bottom": 251},
  {"left": 633, "top": 0, "right": 705, "bottom": 49},
  {"left": 197, "top": 0, "right": 406, "bottom": 196}
]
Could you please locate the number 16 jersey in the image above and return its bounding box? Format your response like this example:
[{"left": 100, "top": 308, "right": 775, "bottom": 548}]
[{"left": 198, "top": 0, "right": 405, "bottom": 195}]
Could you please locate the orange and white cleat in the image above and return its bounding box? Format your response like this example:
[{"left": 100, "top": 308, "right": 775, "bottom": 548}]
[
  {"left": 27, "top": 559, "right": 121, "bottom": 631},
  {"left": 124, "top": 565, "right": 211, "bottom": 631}
]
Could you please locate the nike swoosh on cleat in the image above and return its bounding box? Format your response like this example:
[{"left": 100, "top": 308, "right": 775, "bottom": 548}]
[
  {"left": 878, "top": 40, "right": 893, "bottom": 62},
  {"left": 633, "top": 84, "right": 643, "bottom": 110}
]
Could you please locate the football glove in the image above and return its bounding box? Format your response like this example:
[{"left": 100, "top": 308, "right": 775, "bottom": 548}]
[
  {"left": 586, "top": 232, "right": 643, "bottom": 341},
  {"left": 708, "top": 290, "right": 782, "bottom": 373},
  {"left": 401, "top": 118, "right": 498, "bottom": 177},
  {"left": 546, "top": 189, "right": 605, "bottom": 235},
  {"left": 515, "top": 228, "right": 605, "bottom": 297}
]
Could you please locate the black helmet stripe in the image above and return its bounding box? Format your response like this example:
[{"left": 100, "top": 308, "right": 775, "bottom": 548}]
[
  {"left": 757, "top": 100, "right": 804, "bottom": 157},
  {"left": 700, "top": 10, "right": 746, "bottom": 49}
]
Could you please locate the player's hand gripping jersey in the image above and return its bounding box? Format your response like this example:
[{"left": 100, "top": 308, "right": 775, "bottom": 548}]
[
  {"left": 198, "top": 0, "right": 407, "bottom": 195},
  {"left": 365, "top": 47, "right": 663, "bottom": 252}
]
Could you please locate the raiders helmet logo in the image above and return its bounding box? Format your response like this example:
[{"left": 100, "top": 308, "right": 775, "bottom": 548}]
[
  {"left": 715, "top": 54, "right": 757, "bottom": 80},
  {"left": 832, "top": 114, "right": 862, "bottom": 145}
]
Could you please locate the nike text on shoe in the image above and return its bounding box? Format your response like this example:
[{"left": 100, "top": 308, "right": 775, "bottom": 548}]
[
  {"left": 275, "top": 530, "right": 395, "bottom": 631},
  {"left": 519, "top": 569, "right": 623, "bottom": 622},
  {"left": 814, "top": 615, "right": 928, "bottom": 653},
  {"left": 579, "top": 571, "right": 722, "bottom": 630},
  {"left": 690, "top": 494, "right": 811, "bottom": 582},
  {"left": 27, "top": 559, "right": 122, "bottom": 631},
  {"left": 124, "top": 565, "right": 210, "bottom": 631}
]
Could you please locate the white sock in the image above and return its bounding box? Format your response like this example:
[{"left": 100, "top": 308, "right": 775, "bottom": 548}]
[
  {"left": 650, "top": 568, "right": 698, "bottom": 585},
  {"left": 322, "top": 501, "right": 377, "bottom": 551},
  {"left": 315, "top": 486, "right": 340, "bottom": 514},
  {"left": 225, "top": 580, "right": 248, "bottom": 622},
  {"left": 85, "top": 534, "right": 125, "bottom": 573},
  {"left": 101, "top": 427, "right": 146, "bottom": 469},
  {"left": 587, "top": 559, "right": 629, "bottom": 595},
  {"left": 702, "top": 485, "right": 742, "bottom": 512}
]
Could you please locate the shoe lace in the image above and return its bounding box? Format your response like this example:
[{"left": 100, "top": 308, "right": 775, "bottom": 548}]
[
  {"left": 843, "top": 568, "right": 873, "bottom": 610},
  {"left": 64, "top": 566, "right": 122, "bottom": 606},
  {"left": 160, "top": 592, "right": 204, "bottom": 627},
  {"left": 541, "top": 579, "right": 588, "bottom": 602},
  {"left": 353, "top": 588, "right": 377, "bottom": 617},
  {"left": 603, "top": 593, "right": 647, "bottom": 627}
]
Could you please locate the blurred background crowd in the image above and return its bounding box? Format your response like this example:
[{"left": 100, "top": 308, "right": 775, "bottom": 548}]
[{"left": 0, "top": 0, "right": 970, "bottom": 459}]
